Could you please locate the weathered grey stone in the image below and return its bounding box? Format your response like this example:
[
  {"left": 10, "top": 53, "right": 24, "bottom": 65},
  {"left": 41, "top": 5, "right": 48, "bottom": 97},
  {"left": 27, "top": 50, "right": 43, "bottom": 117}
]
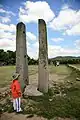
[
  {"left": 24, "top": 85, "right": 43, "bottom": 96},
  {"left": 38, "top": 19, "right": 49, "bottom": 93},
  {"left": 16, "top": 22, "right": 29, "bottom": 92},
  {"left": 76, "top": 77, "right": 80, "bottom": 81}
]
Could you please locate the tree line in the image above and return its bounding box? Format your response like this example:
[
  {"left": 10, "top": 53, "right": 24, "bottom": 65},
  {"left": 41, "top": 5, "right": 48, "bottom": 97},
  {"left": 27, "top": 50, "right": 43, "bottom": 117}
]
[
  {"left": 0, "top": 49, "right": 38, "bottom": 66},
  {"left": 49, "top": 56, "right": 80, "bottom": 65},
  {"left": 0, "top": 49, "right": 80, "bottom": 66}
]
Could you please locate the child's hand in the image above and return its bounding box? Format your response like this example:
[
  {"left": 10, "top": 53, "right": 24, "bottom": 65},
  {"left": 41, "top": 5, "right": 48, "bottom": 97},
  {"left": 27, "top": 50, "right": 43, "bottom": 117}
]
[{"left": 18, "top": 92, "right": 21, "bottom": 96}]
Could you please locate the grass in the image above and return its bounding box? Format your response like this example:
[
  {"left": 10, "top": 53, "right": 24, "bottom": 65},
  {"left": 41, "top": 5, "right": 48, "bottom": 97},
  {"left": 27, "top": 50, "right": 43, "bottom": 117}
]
[
  {"left": 27, "top": 92, "right": 80, "bottom": 119},
  {"left": 0, "top": 66, "right": 15, "bottom": 87},
  {"left": 0, "top": 65, "right": 70, "bottom": 88},
  {"left": 0, "top": 65, "right": 80, "bottom": 119},
  {"left": 0, "top": 65, "right": 38, "bottom": 88},
  {"left": 21, "top": 69, "right": 80, "bottom": 120},
  {"left": 2, "top": 85, "right": 80, "bottom": 119},
  {"left": 49, "top": 65, "right": 71, "bottom": 75}
]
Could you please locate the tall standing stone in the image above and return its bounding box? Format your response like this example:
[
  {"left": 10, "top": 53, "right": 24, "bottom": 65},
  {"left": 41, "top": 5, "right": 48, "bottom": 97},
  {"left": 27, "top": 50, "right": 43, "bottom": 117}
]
[
  {"left": 38, "top": 19, "right": 49, "bottom": 93},
  {"left": 16, "top": 22, "right": 29, "bottom": 92}
]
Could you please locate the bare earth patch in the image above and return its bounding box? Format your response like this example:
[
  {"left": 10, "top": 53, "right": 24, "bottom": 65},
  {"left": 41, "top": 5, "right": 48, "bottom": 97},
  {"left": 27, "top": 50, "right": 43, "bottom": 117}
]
[
  {"left": 0, "top": 112, "right": 47, "bottom": 120},
  {"left": 0, "top": 113, "right": 75, "bottom": 120}
]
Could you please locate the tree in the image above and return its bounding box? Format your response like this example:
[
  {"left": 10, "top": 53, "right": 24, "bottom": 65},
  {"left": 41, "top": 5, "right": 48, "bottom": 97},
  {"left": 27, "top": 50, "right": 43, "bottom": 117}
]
[{"left": 0, "top": 49, "right": 38, "bottom": 66}]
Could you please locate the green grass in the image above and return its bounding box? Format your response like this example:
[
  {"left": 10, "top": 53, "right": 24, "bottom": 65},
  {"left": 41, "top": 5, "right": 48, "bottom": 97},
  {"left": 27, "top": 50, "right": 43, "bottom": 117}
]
[
  {"left": 0, "top": 65, "right": 70, "bottom": 88},
  {"left": 0, "top": 65, "right": 38, "bottom": 87},
  {"left": 2, "top": 85, "right": 80, "bottom": 119},
  {"left": 22, "top": 68, "right": 80, "bottom": 119},
  {"left": 0, "top": 65, "right": 80, "bottom": 119},
  {"left": 0, "top": 66, "right": 15, "bottom": 87},
  {"left": 27, "top": 91, "right": 80, "bottom": 119},
  {"left": 49, "top": 65, "right": 71, "bottom": 75}
]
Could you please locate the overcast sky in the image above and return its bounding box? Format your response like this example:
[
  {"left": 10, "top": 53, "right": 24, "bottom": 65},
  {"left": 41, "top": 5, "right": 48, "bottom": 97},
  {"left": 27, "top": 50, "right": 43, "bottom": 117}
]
[{"left": 0, "top": 0, "right": 80, "bottom": 59}]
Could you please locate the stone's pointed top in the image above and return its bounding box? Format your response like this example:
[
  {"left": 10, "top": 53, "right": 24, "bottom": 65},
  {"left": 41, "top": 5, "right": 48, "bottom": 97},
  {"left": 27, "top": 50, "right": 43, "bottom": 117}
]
[
  {"left": 38, "top": 19, "right": 46, "bottom": 25},
  {"left": 17, "top": 22, "right": 24, "bottom": 25},
  {"left": 17, "top": 22, "right": 25, "bottom": 27}
]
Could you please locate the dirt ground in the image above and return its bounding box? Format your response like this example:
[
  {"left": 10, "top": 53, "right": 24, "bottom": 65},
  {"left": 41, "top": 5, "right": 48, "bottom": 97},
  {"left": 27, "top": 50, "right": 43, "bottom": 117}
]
[
  {"left": 0, "top": 112, "right": 47, "bottom": 120},
  {"left": 0, "top": 112, "right": 74, "bottom": 120}
]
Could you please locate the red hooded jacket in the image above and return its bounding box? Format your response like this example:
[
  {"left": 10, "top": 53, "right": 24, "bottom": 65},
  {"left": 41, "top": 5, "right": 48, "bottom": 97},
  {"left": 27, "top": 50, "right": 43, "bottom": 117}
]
[{"left": 10, "top": 79, "right": 22, "bottom": 99}]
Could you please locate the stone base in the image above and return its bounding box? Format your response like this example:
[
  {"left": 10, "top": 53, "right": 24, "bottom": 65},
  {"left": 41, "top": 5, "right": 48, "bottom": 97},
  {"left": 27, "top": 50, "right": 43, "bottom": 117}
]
[{"left": 24, "top": 84, "right": 43, "bottom": 96}]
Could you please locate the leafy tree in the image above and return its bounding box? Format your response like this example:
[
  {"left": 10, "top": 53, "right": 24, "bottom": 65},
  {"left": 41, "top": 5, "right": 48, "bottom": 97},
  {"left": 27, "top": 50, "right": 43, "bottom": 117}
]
[{"left": 0, "top": 49, "right": 38, "bottom": 66}]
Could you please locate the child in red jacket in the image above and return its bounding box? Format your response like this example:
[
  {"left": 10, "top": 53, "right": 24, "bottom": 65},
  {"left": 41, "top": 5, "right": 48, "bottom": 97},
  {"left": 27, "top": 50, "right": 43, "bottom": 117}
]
[{"left": 10, "top": 73, "right": 22, "bottom": 113}]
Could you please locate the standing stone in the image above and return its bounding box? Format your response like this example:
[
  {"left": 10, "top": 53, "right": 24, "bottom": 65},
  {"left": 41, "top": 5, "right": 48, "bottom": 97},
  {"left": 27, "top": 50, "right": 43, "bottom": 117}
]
[
  {"left": 16, "top": 22, "right": 29, "bottom": 92},
  {"left": 38, "top": 19, "right": 49, "bottom": 93}
]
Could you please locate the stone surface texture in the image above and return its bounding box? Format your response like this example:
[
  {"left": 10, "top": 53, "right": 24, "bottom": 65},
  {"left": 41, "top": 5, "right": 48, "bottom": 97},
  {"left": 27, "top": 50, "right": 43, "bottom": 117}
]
[
  {"left": 16, "top": 22, "right": 29, "bottom": 91},
  {"left": 38, "top": 19, "right": 49, "bottom": 93}
]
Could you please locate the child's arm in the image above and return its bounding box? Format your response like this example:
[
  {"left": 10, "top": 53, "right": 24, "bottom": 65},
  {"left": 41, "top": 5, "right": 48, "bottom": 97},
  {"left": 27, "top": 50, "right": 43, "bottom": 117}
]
[{"left": 16, "top": 81, "right": 22, "bottom": 97}]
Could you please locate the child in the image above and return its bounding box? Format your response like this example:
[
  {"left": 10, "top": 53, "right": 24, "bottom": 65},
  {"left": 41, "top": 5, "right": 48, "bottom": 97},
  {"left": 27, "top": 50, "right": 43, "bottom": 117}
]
[{"left": 10, "top": 73, "right": 22, "bottom": 113}]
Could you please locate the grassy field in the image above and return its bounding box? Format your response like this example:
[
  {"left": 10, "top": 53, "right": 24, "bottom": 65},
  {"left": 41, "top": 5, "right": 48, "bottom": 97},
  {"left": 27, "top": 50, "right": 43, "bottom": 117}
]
[
  {"left": 0, "top": 65, "right": 80, "bottom": 120},
  {"left": 0, "top": 65, "right": 38, "bottom": 88},
  {"left": 0, "top": 65, "right": 71, "bottom": 88},
  {"left": 0, "top": 66, "right": 15, "bottom": 87}
]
